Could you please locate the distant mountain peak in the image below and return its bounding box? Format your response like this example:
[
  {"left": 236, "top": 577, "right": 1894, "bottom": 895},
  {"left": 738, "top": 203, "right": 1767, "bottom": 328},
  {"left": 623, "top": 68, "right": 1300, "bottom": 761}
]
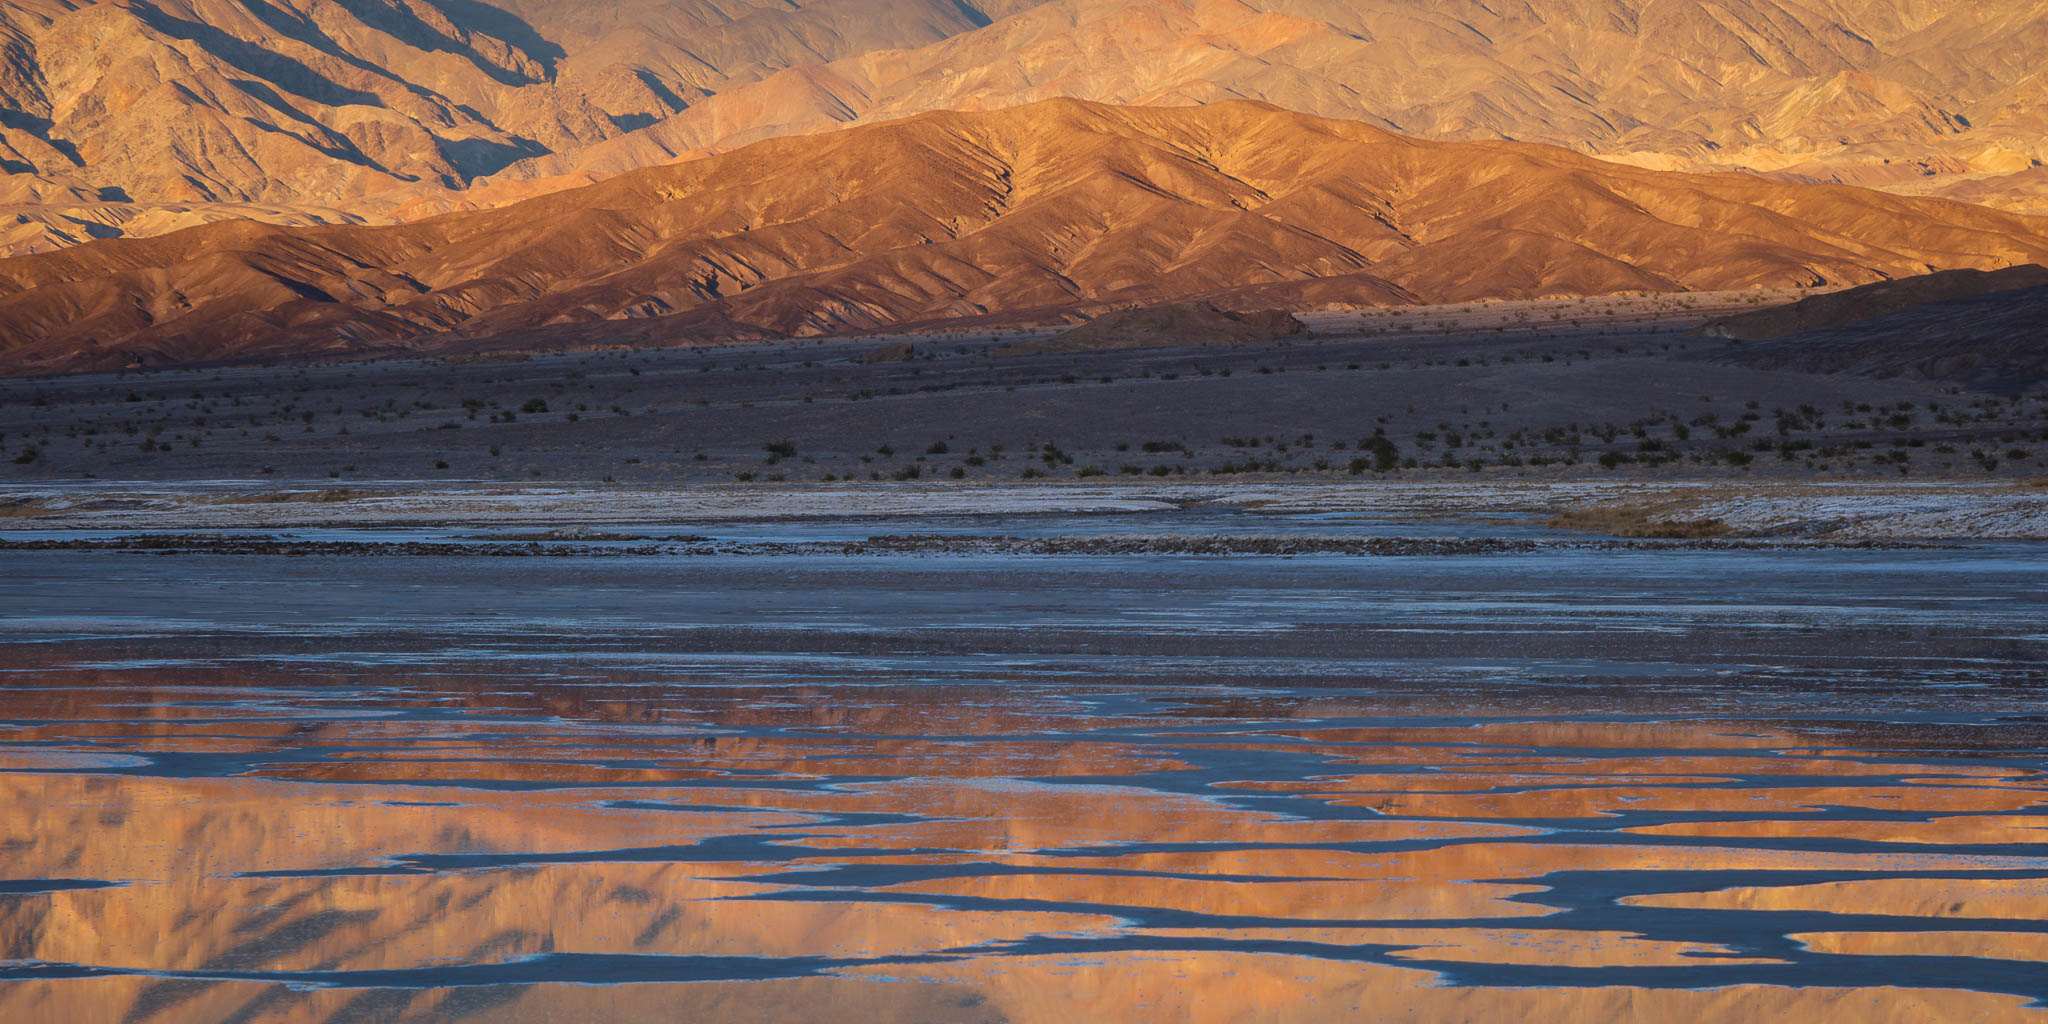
[{"left": 3, "top": 0, "right": 2048, "bottom": 257}]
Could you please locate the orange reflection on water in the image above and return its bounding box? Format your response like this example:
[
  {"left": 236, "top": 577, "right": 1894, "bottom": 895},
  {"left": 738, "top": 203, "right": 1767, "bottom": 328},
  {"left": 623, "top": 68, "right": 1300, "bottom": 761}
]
[
  {"left": 1626, "top": 876, "right": 2048, "bottom": 919},
  {"left": 16, "top": 865, "right": 1120, "bottom": 974},
  {"left": 842, "top": 953, "right": 2048, "bottom": 1024},
  {"left": 2, "top": 669, "right": 2046, "bottom": 1023},
  {"left": 1794, "top": 931, "right": 2048, "bottom": 961},
  {"left": 1147, "top": 926, "right": 1777, "bottom": 967},
  {"left": 1624, "top": 812, "right": 2048, "bottom": 846}
]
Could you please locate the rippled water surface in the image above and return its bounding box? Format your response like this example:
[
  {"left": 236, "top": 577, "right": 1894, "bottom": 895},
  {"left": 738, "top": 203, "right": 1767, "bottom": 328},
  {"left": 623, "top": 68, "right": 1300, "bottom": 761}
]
[{"left": 2, "top": 514, "right": 2046, "bottom": 1022}]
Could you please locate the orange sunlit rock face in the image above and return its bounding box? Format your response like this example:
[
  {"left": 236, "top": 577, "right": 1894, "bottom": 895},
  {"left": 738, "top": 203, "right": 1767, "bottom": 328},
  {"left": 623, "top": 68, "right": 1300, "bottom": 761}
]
[
  {"left": 5, "top": 0, "right": 2048, "bottom": 265},
  {"left": 1, "top": 657, "right": 2045, "bottom": 1023},
  {"left": 4, "top": 98, "right": 2048, "bottom": 374}
]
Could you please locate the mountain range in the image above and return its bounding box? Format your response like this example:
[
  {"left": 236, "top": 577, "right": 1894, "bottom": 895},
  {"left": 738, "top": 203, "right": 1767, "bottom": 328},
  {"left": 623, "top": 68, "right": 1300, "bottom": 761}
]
[
  {"left": 3, "top": 98, "right": 2043, "bottom": 374},
  {"left": 2, "top": 0, "right": 2046, "bottom": 256}
]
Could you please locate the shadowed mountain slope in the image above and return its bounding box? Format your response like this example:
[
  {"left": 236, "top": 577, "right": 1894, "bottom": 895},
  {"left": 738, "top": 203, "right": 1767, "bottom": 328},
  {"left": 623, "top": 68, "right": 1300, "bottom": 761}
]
[
  {"left": 2, "top": 99, "right": 2046, "bottom": 374},
  {"left": 995, "top": 303, "right": 1307, "bottom": 355},
  {"left": 1700, "top": 265, "right": 2048, "bottom": 340},
  {"left": 1705, "top": 284, "right": 2048, "bottom": 395}
]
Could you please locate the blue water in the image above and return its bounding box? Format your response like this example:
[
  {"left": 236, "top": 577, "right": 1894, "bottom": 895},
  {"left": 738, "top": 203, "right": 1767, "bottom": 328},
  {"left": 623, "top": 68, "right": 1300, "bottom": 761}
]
[{"left": 0, "top": 509, "right": 2044, "bottom": 1022}]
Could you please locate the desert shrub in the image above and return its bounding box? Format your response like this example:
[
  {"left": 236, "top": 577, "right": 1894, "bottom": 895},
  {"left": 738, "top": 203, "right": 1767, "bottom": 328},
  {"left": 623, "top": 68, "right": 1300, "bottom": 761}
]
[{"left": 1358, "top": 435, "right": 1400, "bottom": 472}]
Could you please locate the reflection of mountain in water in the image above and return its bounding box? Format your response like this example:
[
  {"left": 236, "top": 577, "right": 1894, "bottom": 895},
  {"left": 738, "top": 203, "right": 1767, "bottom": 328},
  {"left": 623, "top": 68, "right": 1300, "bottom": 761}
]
[{"left": 1, "top": 659, "right": 2046, "bottom": 1022}]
